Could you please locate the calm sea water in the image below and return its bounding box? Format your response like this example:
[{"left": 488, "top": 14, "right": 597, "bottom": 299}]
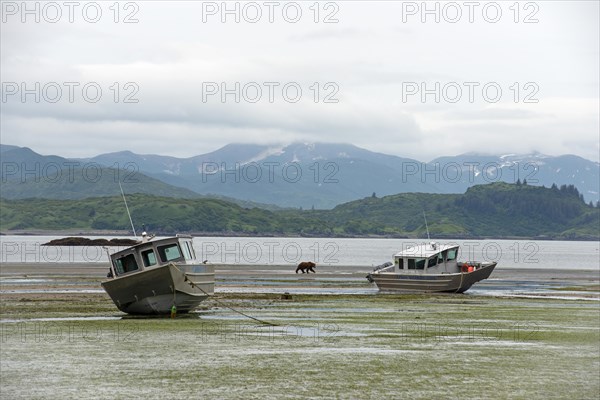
[{"left": 1, "top": 235, "right": 598, "bottom": 270}]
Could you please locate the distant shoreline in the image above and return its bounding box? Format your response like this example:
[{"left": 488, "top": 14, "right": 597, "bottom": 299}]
[{"left": 1, "top": 229, "right": 597, "bottom": 241}]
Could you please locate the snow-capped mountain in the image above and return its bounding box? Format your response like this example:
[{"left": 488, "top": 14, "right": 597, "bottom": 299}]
[{"left": 3, "top": 143, "right": 598, "bottom": 208}]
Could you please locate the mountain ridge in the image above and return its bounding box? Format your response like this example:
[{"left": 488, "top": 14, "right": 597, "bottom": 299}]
[
  {"left": 2, "top": 143, "right": 598, "bottom": 208},
  {"left": 0, "top": 146, "right": 284, "bottom": 210}
]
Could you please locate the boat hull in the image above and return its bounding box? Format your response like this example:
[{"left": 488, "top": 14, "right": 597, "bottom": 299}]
[
  {"left": 369, "top": 262, "right": 496, "bottom": 293},
  {"left": 101, "top": 263, "right": 214, "bottom": 315}
]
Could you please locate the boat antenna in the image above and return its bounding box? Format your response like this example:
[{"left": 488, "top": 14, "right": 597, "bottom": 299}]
[
  {"left": 423, "top": 210, "right": 430, "bottom": 241},
  {"left": 119, "top": 181, "right": 137, "bottom": 238}
]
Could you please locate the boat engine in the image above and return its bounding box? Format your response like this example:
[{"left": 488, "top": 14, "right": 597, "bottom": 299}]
[{"left": 373, "top": 262, "right": 392, "bottom": 272}]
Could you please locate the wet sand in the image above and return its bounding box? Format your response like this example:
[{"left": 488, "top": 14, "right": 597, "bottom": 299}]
[
  {"left": 1, "top": 262, "right": 598, "bottom": 297},
  {"left": 2, "top": 261, "right": 598, "bottom": 279}
]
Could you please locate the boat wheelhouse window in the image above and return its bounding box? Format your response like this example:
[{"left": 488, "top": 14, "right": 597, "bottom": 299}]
[
  {"left": 394, "top": 257, "right": 404, "bottom": 269},
  {"left": 114, "top": 254, "right": 139, "bottom": 275},
  {"left": 157, "top": 244, "right": 183, "bottom": 262},
  {"left": 427, "top": 257, "right": 437, "bottom": 268},
  {"left": 187, "top": 241, "right": 196, "bottom": 259},
  {"left": 447, "top": 249, "right": 457, "bottom": 261},
  {"left": 181, "top": 242, "right": 193, "bottom": 260},
  {"left": 440, "top": 250, "right": 448, "bottom": 263},
  {"left": 141, "top": 249, "right": 157, "bottom": 267},
  {"left": 407, "top": 258, "right": 426, "bottom": 270},
  {"left": 438, "top": 251, "right": 445, "bottom": 264}
]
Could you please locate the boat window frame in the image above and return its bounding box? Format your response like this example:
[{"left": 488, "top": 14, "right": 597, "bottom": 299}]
[
  {"left": 395, "top": 257, "right": 404, "bottom": 270},
  {"left": 141, "top": 248, "right": 158, "bottom": 267},
  {"left": 407, "top": 258, "right": 426, "bottom": 270},
  {"left": 438, "top": 250, "right": 446, "bottom": 265},
  {"left": 181, "top": 241, "right": 193, "bottom": 261},
  {"left": 157, "top": 243, "right": 184, "bottom": 263},
  {"left": 447, "top": 248, "right": 458, "bottom": 261},
  {"left": 188, "top": 241, "right": 197, "bottom": 260},
  {"left": 113, "top": 253, "right": 140, "bottom": 276},
  {"left": 427, "top": 257, "right": 437, "bottom": 269}
]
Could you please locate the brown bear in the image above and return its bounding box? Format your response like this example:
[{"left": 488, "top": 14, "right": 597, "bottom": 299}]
[{"left": 296, "top": 261, "right": 316, "bottom": 273}]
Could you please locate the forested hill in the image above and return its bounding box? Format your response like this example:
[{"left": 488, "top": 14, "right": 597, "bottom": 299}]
[
  {"left": 1, "top": 182, "right": 598, "bottom": 239},
  {"left": 313, "top": 182, "right": 599, "bottom": 239}
]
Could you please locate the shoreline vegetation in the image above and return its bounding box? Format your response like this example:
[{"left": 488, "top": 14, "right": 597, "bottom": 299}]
[{"left": 1, "top": 182, "right": 598, "bottom": 240}]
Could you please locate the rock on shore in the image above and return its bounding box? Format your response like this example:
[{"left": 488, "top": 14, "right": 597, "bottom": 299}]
[{"left": 42, "top": 237, "right": 139, "bottom": 246}]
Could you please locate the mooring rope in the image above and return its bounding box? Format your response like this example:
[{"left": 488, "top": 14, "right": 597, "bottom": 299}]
[{"left": 169, "top": 263, "right": 279, "bottom": 326}]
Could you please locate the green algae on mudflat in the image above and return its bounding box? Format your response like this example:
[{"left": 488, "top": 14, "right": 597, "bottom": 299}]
[{"left": 1, "top": 292, "right": 598, "bottom": 399}]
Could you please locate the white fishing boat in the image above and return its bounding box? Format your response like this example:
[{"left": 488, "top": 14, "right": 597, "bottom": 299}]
[
  {"left": 366, "top": 242, "right": 496, "bottom": 293},
  {"left": 101, "top": 234, "right": 214, "bottom": 314}
]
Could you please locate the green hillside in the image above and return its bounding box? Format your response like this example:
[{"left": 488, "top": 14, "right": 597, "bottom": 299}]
[
  {"left": 0, "top": 195, "right": 312, "bottom": 234},
  {"left": 1, "top": 167, "right": 201, "bottom": 200},
  {"left": 1, "top": 182, "right": 598, "bottom": 239}
]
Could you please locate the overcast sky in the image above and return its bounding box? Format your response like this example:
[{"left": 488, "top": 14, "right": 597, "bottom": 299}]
[{"left": 1, "top": 1, "right": 598, "bottom": 161}]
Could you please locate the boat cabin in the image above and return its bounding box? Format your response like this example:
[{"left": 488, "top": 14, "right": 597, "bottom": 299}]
[
  {"left": 108, "top": 235, "right": 198, "bottom": 278},
  {"left": 393, "top": 242, "right": 459, "bottom": 274}
]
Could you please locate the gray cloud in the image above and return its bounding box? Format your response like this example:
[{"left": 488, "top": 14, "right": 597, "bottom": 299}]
[{"left": 1, "top": 1, "right": 598, "bottom": 161}]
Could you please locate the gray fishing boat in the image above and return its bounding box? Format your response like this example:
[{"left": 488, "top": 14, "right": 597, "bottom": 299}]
[
  {"left": 101, "top": 235, "right": 214, "bottom": 314},
  {"left": 367, "top": 242, "right": 496, "bottom": 293}
]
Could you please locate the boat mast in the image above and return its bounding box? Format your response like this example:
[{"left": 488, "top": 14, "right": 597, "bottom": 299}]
[
  {"left": 423, "top": 211, "right": 430, "bottom": 241},
  {"left": 119, "top": 181, "right": 137, "bottom": 238}
]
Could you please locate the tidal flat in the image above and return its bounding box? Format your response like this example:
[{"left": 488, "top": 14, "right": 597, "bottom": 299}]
[{"left": 1, "top": 265, "right": 599, "bottom": 399}]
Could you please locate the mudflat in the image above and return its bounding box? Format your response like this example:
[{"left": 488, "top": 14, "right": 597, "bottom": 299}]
[
  {"left": 2, "top": 261, "right": 599, "bottom": 279},
  {"left": 1, "top": 262, "right": 598, "bottom": 399}
]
